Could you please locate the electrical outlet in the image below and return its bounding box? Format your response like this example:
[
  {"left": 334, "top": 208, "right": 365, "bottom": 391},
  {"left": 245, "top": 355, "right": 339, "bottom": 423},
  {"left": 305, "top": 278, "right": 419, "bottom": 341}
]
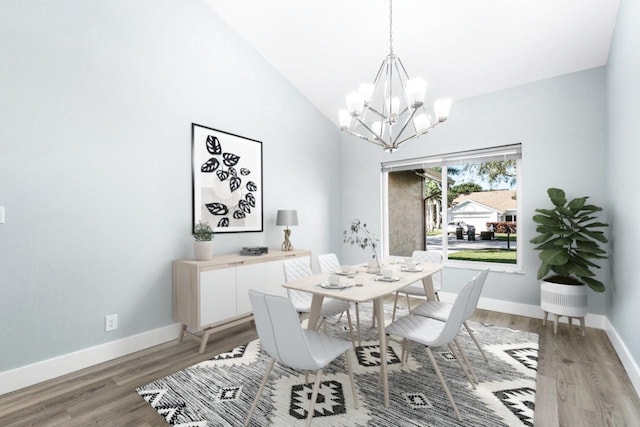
[{"left": 105, "top": 314, "right": 118, "bottom": 332}]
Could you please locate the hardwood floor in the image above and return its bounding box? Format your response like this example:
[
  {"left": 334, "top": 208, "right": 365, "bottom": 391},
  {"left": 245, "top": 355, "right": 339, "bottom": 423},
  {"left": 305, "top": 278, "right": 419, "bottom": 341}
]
[{"left": 1, "top": 308, "right": 638, "bottom": 426}]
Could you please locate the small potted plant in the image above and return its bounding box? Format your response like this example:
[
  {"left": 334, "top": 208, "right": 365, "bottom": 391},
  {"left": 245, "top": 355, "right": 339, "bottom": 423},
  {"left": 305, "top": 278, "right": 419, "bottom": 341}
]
[
  {"left": 193, "top": 221, "right": 214, "bottom": 260},
  {"left": 343, "top": 219, "right": 380, "bottom": 273},
  {"left": 530, "top": 188, "right": 608, "bottom": 333}
]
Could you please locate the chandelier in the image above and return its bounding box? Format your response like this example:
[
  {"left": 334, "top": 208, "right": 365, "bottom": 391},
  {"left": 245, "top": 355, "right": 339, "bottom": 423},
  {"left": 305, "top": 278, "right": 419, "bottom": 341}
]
[{"left": 338, "top": 0, "right": 452, "bottom": 153}]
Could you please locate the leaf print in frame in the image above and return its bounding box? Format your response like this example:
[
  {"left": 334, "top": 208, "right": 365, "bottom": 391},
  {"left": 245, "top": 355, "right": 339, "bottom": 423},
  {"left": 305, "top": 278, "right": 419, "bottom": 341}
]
[{"left": 192, "top": 123, "right": 263, "bottom": 233}]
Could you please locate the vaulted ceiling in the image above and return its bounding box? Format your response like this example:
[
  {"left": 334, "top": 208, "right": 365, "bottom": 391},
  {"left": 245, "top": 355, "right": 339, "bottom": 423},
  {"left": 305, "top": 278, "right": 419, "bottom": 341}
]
[{"left": 204, "top": 0, "right": 619, "bottom": 125}]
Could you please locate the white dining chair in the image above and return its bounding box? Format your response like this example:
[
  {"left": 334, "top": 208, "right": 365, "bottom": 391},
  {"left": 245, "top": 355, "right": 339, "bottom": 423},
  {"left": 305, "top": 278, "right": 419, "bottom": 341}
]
[
  {"left": 317, "top": 253, "right": 363, "bottom": 341},
  {"left": 391, "top": 250, "right": 443, "bottom": 321},
  {"left": 411, "top": 268, "right": 490, "bottom": 363},
  {"left": 245, "top": 290, "right": 358, "bottom": 427},
  {"left": 385, "top": 277, "right": 478, "bottom": 421},
  {"left": 283, "top": 258, "right": 355, "bottom": 346}
]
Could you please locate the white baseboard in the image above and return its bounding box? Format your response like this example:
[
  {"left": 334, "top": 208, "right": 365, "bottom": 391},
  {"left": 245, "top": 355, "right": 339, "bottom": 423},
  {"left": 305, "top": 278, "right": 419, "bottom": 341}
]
[
  {"left": 604, "top": 319, "right": 640, "bottom": 398},
  {"left": 0, "top": 322, "right": 182, "bottom": 396},
  {"left": 438, "top": 291, "right": 608, "bottom": 329}
]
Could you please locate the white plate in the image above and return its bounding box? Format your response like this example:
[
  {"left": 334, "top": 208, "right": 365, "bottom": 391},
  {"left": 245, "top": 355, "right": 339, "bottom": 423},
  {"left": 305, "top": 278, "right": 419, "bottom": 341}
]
[
  {"left": 335, "top": 271, "right": 356, "bottom": 277},
  {"left": 400, "top": 267, "right": 423, "bottom": 272},
  {"left": 375, "top": 277, "right": 400, "bottom": 282},
  {"left": 319, "top": 282, "right": 350, "bottom": 289}
]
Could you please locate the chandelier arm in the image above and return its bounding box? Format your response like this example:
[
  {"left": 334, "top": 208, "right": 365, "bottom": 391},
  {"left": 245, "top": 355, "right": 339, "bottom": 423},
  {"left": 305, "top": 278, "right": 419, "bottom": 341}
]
[
  {"left": 343, "top": 128, "right": 389, "bottom": 149},
  {"left": 363, "top": 105, "right": 386, "bottom": 120},
  {"left": 354, "top": 116, "right": 389, "bottom": 146},
  {"left": 391, "top": 107, "right": 419, "bottom": 146},
  {"left": 394, "top": 56, "right": 411, "bottom": 80}
]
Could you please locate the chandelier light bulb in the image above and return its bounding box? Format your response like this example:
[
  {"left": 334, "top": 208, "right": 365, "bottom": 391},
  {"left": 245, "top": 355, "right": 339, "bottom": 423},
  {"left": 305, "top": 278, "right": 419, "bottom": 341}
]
[
  {"left": 405, "top": 77, "right": 427, "bottom": 107},
  {"left": 338, "top": 109, "right": 352, "bottom": 130},
  {"left": 413, "top": 113, "right": 432, "bottom": 133},
  {"left": 434, "top": 98, "right": 452, "bottom": 122},
  {"left": 346, "top": 91, "right": 365, "bottom": 116},
  {"left": 358, "top": 83, "right": 375, "bottom": 104}
]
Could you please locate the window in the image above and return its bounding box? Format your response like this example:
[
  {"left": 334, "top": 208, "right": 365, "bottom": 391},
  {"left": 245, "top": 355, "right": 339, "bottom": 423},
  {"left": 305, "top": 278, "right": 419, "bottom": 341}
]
[{"left": 382, "top": 144, "right": 522, "bottom": 270}]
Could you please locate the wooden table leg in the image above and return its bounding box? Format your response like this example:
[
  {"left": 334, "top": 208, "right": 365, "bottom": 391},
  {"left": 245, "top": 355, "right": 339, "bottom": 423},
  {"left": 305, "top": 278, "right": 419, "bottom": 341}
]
[
  {"left": 374, "top": 297, "right": 389, "bottom": 408},
  {"left": 422, "top": 275, "right": 436, "bottom": 301},
  {"left": 307, "top": 294, "right": 325, "bottom": 330}
]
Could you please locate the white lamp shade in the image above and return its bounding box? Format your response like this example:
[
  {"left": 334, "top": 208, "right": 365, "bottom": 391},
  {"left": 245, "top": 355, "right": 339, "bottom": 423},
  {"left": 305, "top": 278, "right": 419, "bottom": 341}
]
[
  {"left": 413, "top": 113, "right": 432, "bottom": 133},
  {"left": 385, "top": 97, "right": 400, "bottom": 116},
  {"left": 276, "top": 210, "right": 298, "bottom": 227},
  {"left": 358, "top": 83, "right": 375, "bottom": 104},
  {"left": 405, "top": 77, "right": 427, "bottom": 107},
  {"left": 346, "top": 91, "right": 365, "bottom": 116},
  {"left": 434, "top": 98, "right": 452, "bottom": 121},
  {"left": 372, "top": 121, "right": 383, "bottom": 137},
  {"left": 338, "top": 109, "right": 351, "bottom": 130}
]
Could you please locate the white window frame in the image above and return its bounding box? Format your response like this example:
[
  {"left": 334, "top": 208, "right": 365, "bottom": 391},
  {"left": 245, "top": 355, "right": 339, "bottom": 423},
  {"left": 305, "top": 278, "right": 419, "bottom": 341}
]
[{"left": 381, "top": 144, "right": 523, "bottom": 272}]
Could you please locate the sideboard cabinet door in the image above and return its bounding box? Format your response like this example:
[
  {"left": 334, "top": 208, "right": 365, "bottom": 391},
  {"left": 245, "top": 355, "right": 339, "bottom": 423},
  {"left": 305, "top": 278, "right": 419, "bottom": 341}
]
[
  {"left": 199, "top": 267, "right": 236, "bottom": 327},
  {"left": 236, "top": 262, "right": 267, "bottom": 315}
]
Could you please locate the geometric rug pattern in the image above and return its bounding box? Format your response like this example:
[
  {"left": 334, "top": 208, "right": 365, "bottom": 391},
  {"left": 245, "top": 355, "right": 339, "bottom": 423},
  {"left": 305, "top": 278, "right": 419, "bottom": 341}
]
[{"left": 138, "top": 314, "right": 538, "bottom": 426}]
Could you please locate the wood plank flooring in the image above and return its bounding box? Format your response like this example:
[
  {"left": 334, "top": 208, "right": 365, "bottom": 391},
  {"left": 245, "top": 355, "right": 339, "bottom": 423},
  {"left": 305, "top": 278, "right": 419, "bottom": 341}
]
[{"left": 1, "top": 307, "right": 638, "bottom": 426}]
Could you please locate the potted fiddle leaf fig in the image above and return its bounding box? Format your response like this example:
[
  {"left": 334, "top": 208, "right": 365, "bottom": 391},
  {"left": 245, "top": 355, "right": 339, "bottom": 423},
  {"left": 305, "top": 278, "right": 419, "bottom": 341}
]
[
  {"left": 193, "top": 221, "right": 214, "bottom": 260},
  {"left": 530, "top": 188, "right": 608, "bottom": 331}
]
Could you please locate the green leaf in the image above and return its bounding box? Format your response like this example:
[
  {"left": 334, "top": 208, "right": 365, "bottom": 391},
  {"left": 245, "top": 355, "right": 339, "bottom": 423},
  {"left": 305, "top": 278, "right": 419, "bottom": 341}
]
[
  {"left": 582, "top": 229, "right": 608, "bottom": 243},
  {"left": 581, "top": 276, "right": 605, "bottom": 292},
  {"left": 556, "top": 206, "right": 574, "bottom": 217},
  {"left": 540, "top": 248, "right": 569, "bottom": 266},
  {"left": 567, "top": 196, "right": 587, "bottom": 213},
  {"left": 537, "top": 263, "right": 551, "bottom": 280},
  {"left": 532, "top": 214, "right": 559, "bottom": 226},
  {"left": 530, "top": 233, "right": 553, "bottom": 244},
  {"left": 548, "top": 188, "right": 567, "bottom": 207}
]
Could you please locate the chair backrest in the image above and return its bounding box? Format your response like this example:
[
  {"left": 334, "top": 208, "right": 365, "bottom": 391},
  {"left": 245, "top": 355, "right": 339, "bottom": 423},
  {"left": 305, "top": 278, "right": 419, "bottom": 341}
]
[
  {"left": 463, "top": 268, "right": 489, "bottom": 321},
  {"left": 249, "top": 290, "right": 321, "bottom": 370},
  {"left": 429, "top": 277, "right": 476, "bottom": 347},
  {"left": 412, "top": 250, "right": 442, "bottom": 291},
  {"left": 283, "top": 257, "right": 312, "bottom": 282},
  {"left": 282, "top": 257, "right": 313, "bottom": 311},
  {"left": 317, "top": 253, "right": 340, "bottom": 273}
]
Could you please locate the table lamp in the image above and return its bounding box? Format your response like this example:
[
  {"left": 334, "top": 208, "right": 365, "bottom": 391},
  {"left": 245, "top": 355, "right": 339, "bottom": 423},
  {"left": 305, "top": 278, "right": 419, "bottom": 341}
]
[{"left": 276, "top": 210, "right": 298, "bottom": 251}]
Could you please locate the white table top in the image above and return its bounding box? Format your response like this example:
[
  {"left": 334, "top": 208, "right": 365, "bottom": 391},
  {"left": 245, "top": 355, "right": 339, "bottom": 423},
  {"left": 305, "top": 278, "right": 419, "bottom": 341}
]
[{"left": 282, "top": 262, "right": 442, "bottom": 302}]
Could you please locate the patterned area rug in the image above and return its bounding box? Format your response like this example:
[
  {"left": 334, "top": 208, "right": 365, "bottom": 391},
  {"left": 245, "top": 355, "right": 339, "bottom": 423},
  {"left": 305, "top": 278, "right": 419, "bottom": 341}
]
[{"left": 138, "top": 311, "right": 538, "bottom": 426}]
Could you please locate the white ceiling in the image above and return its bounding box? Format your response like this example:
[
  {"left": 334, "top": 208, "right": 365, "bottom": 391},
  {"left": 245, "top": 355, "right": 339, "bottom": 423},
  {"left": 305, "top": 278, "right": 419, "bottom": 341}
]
[{"left": 204, "top": 0, "right": 619, "bottom": 125}]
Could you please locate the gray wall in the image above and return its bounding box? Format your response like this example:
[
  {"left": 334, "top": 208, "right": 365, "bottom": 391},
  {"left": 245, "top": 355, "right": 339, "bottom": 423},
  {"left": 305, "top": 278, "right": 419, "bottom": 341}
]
[
  {"left": 340, "top": 67, "right": 609, "bottom": 314},
  {"left": 0, "top": 0, "right": 341, "bottom": 372},
  {"left": 606, "top": 0, "right": 640, "bottom": 370}
]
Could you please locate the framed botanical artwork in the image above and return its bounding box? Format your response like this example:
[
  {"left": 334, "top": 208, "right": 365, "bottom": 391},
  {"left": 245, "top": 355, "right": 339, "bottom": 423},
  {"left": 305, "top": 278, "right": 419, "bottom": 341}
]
[{"left": 191, "top": 123, "right": 263, "bottom": 233}]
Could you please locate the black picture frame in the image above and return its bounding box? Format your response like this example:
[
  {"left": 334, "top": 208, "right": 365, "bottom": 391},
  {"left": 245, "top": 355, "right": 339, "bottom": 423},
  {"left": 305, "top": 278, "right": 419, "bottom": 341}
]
[{"left": 191, "top": 123, "right": 263, "bottom": 233}]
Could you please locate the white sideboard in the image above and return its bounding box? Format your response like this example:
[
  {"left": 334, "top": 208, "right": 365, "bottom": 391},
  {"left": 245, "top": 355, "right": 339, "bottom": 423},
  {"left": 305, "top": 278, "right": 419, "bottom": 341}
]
[{"left": 172, "top": 249, "right": 311, "bottom": 352}]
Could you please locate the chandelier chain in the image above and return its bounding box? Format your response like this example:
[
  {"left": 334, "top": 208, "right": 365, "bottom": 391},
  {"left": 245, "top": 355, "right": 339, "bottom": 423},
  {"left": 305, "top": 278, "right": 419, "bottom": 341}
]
[{"left": 389, "top": 0, "right": 393, "bottom": 54}]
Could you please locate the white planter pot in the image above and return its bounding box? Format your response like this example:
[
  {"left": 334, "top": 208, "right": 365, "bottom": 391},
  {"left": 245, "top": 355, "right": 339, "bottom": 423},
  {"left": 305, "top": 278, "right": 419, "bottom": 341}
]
[
  {"left": 540, "top": 280, "right": 587, "bottom": 318},
  {"left": 194, "top": 241, "right": 214, "bottom": 261}
]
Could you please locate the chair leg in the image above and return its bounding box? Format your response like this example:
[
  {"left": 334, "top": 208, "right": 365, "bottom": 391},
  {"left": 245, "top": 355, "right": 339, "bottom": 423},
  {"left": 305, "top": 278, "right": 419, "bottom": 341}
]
[
  {"left": 463, "top": 321, "right": 488, "bottom": 362},
  {"left": 306, "top": 368, "right": 324, "bottom": 427},
  {"left": 405, "top": 293, "right": 411, "bottom": 312},
  {"left": 579, "top": 317, "right": 586, "bottom": 336},
  {"left": 448, "top": 343, "right": 476, "bottom": 390},
  {"left": 435, "top": 291, "right": 440, "bottom": 302},
  {"left": 244, "top": 357, "right": 275, "bottom": 427},
  {"left": 345, "top": 350, "right": 359, "bottom": 409},
  {"left": 355, "top": 303, "right": 361, "bottom": 345},
  {"left": 454, "top": 338, "right": 478, "bottom": 384},
  {"left": 323, "top": 317, "right": 328, "bottom": 333},
  {"left": 391, "top": 292, "right": 400, "bottom": 321},
  {"left": 425, "top": 347, "right": 462, "bottom": 421}
]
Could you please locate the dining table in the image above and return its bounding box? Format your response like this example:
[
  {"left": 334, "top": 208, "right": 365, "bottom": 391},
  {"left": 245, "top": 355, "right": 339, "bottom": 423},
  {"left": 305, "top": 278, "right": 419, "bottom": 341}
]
[{"left": 281, "top": 259, "right": 443, "bottom": 408}]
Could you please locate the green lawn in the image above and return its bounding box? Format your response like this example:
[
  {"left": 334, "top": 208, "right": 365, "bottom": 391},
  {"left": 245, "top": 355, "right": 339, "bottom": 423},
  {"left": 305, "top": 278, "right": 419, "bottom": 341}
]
[
  {"left": 493, "top": 233, "right": 517, "bottom": 242},
  {"left": 447, "top": 249, "right": 517, "bottom": 264}
]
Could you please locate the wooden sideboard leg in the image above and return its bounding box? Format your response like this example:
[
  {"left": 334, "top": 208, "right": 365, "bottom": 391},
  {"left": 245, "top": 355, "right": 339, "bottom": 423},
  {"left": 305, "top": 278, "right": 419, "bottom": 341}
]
[
  {"left": 199, "top": 329, "right": 213, "bottom": 353},
  {"left": 179, "top": 324, "right": 187, "bottom": 342}
]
